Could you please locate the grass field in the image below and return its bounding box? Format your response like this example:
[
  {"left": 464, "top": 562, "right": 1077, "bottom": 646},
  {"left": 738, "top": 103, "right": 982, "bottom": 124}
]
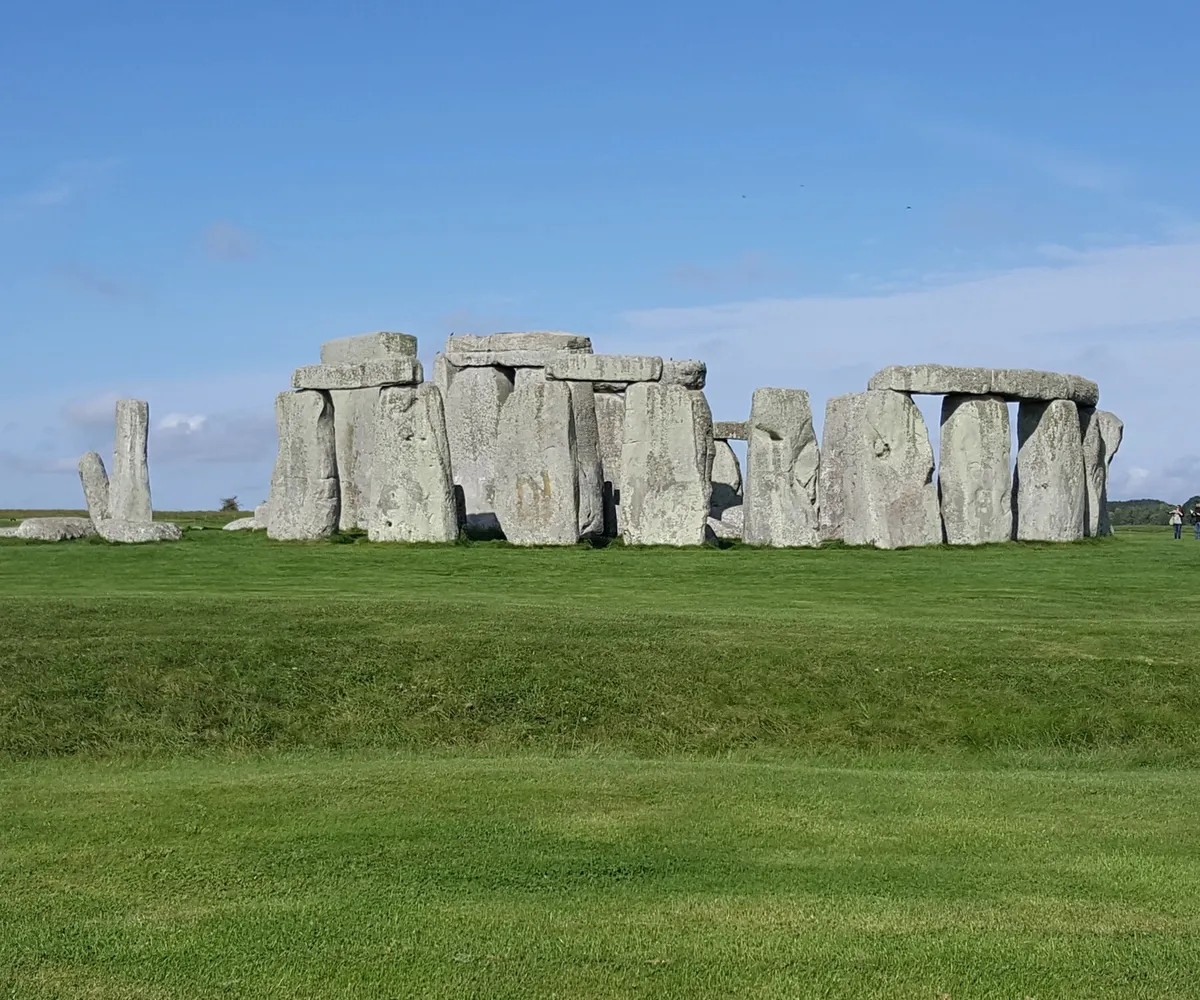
[{"left": 2, "top": 521, "right": 1199, "bottom": 997}]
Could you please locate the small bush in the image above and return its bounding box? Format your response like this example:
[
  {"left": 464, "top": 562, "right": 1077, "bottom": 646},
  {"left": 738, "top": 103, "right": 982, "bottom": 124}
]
[{"left": 219, "top": 497, "right": 240, "bottom": 512}]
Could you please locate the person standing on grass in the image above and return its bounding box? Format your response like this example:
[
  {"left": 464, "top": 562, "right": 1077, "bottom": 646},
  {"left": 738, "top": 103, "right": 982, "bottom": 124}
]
[
  {"left": 1170, "top": 506, "right": 1184, "bottom": 539},
  {"left": 1192, "top": 505, "right": 1200, "bottom": 540}
]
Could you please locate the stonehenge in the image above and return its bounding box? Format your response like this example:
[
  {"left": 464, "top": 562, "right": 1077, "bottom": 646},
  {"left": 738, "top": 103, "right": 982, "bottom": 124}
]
[
  {"left": 1014, "top": 399, "right": 1086, "bottom": 542},
  {"left": 743, "top": 388, "right": 820, "bottom": 548},
  {"left": 939, "top": 395, "right": 1012, "bottom": 545},
  {"left": 267, "top": 390, "right": 341, "bottom": 540}
]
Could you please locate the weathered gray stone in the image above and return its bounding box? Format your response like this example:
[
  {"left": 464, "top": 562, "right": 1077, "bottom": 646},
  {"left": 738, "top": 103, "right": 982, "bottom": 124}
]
[
  {"left": 444, "top": 350, "right": 572, "bottom": 369},
  {"left": 96, "top": 519, "right": 182, "bottom": 543},
  {"left": 78, "top": 451, "right": 110, "bottom": 522},
  {"left": 1067, "top": 375, "right": 1101, "bottom": 408},
  {"left": 253, "top": 503, "right": 269, "bottom": 527},
  {"left": 432, "top": 353, "right": 457, "bottom": 400},
  {"left": 711, "top": 439, "right": 743, "bottom": 513},
  {"left": 266, "top": 390, "right": 340, "bottom": 540},
  {"left": 330, "top": 387, "right": 379, "bottom": 531},
  {"left": 1014, "top": 399, "right": 1086, "bottom": 542},
  {"left": 713, "top": 421, "right": 747, "bottom": 441},
  {"left": 545, "top": 354, "right": 663, "bottom": 383},
  {"left": 938, "top": 394, "right": 1012, "bottom": 545},
  {"left": 818, "top": 393, "right": 866, "bottom": 542},
  {"left": 291, "top": 359, "right": 423, "bottom": 391},
  {"left": 1096, "top": 410, "right": 1124, "bottom": 537},
  {"left": 868, "top": 364, "right": 1099, "bottom": 405},
  {"left": 368, "top": 384, "right": 458, "bottom": 543},
  {"left": 569, "top": 382, "right": 605, "bottom": 538},
  {"left": 594, "top": 391, "right": 625, "bottom": 536},
  {"left": 706, "top": 503, "right": 744, "bottom": 540},
  {"left": 744, "top": 388, "right": 820, "bottom": 547},
  {"left": 494, "top": 377, "right": 580, "bottom": 545},
  {"left": 990, "top": 368, "right": 1072, "bottom": 404},
  {"left": 222, "top": 516, "right": 260, "bottom": 531},
  {"left": 15, "top": 517, "right": 96, "bottom": 541},
  {"left": 0, "top": 527, "right": 17, "bottom": 538},
  {"left": 444, "top": 366, "right": 514, "bottom": 531},
  {"left": 320, "top": 331, "right": 418, "bottom": 365},
  {"left": 659, "top": 360, "right": 706, "bottom": 389},
  {"left": 843, "top": 390, "right": 941, "bottom": 549},
  {"left": 620, "top": 384, "right": 713, "bottom": 546},
  {"left": 110, "top": 399, "right": 153, "bottom": 524},
  {"left": 446, "top": 332, "right": 592, "bottom": 353}
]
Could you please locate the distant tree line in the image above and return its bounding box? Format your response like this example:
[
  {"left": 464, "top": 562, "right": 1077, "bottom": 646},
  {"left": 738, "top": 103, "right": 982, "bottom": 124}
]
[{"left": 1108, "top": 496, "right": 1200, "bottom": 526}]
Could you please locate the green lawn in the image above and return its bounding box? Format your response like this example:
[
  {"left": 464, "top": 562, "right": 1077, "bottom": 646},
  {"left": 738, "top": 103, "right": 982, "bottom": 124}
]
[{"left": 2, "top": 523, "right": 1199, "bottom": 997}]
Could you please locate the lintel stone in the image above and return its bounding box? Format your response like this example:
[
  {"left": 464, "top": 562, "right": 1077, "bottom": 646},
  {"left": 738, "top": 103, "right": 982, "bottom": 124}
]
[
  {"left": 545, "top": 354, "right": 663, "bottom": 383},
  {"left": 320, "top": 332, "right": 418, "bottom": 365},
  {"left": 292, "top": 359, "right": 423, "bottom": 390}
]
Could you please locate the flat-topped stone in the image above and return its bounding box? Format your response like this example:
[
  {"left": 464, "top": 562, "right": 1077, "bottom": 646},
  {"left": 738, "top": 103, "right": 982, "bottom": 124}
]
[
  {"left": 15, "top": 517, "right": 96, "bottom": 541},
  {"left": 446, "top": 332, "right": 593, "bottom": 353},
  {"left": 545, "top": 354, "right": 663, "bottom": 383},
  {"left": 660, "top": 360, "right": 706, "bottom": 389},
  {"left": 292, "top": 359, "right": 423, "bottom": 390},
  {"left": 868, "top": 364, "right": 1098, "bottom": 405},
  {"left": 96, "top": 519, "right": 182, "bottom": 543},
  {"left": 713, "top": 421, "right": 747, "bottom": 440},
  {"left": 444, "top": 350, "right": 572, "bottom": 369},
  {"left": 111, "top": 399, "right": 153, "bottom": 523},
  {"left": 320, "top": 332, "right": 417, "bottom": 365}
]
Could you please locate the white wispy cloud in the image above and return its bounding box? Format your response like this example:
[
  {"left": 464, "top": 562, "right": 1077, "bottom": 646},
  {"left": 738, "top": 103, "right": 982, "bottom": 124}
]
[{"left": 4, "top": 158, "right": 121, "bottom": 217}]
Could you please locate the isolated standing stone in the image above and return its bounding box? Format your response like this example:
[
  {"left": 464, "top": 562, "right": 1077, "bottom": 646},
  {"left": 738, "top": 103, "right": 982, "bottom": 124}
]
[
  {"left": 939, "top": 394, "right": 1012, "bottom": 545},
  {"left": 843, "top": 390, "right": 941, "bottom": 549},
  {"left": 330, "top": 387, "right": 379, "bottom": 531},
  {"left": 594, "top": 392, "right": 625, "bottom": 536},
  {"left": 711, "top": 439, "right": 743, "bottom": 513},
  {"left": 620, "top": 383, "right": 713, "bottom": 546},
  {"left": 368, "top": 384, "right": 459, "bottom": 542},
  {"left": 494, "top": 377, "right": 580, "bottom": 545},
  {"left": 818, "top": 393, "right": 866, "bottom": 542},
  {"left": 1014, "top": 399, "right": 1086, "bottom": 542},
  {"left": 266, "top": 390, "right": 340, "bottom": 540},
  {"left": 78, "top": 451, "right": 111, "bottom": 522},
  {"left": 1096, "top": 410, "right": 1124, "bottom": 536},
  {"left": 743, "top": 388, "right": 820, "bottom": 547},
  {"left": 569, "top": 382, "right": 605, "bottom": 538},
  {"left": 445, "top": 366, "right": 514, "bottom": 532},
  {"left": 110, "top": 399, "right": 153, "bottom": 523}
]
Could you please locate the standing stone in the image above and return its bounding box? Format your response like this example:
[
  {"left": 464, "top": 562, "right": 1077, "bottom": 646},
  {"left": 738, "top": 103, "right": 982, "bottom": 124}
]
[
  {"left": 494, "top": 377, "right": 580, "bottom": 545},
  {"left": 569, "top": 382, "right": 605, "bottom": 538},
  {"left": 711, "top": 440, "right": 743, "bottom": 513},
  {"left": 444, "top": 366, "right": 514, "bottom": 532},
  {"left": 744, "top": 388, "right": 820, "bottom": 547},
  {"left": 110, "top": 399, "right": 153, "bottom": 523},
  {"left": 939, "top": 394, "right": 1012, "bottom": 545},
  {"left": 594, "top": 391, "right": 625, "bottom": 537},
  {"left": 78, "top": 451, "right": 111, "bottom": 523},
  {"left": 266, "top": 390, "right": 340, "bottom": 540},
  {"left": 620, "top": 383, "right": 713, "bottom": 546},
  {"left": 843, "top": 390, "right": 941, "bottom": 549},
  {"left": 1079, "top": 407, "right": 1105, "bottom": 538},
  {"left": 1014, "top": 399, "right": 1086, "bottom": 542},
  {"left": 818, "top": 393, "right": 866, "bottom": 542},
  {"left": 1096, "top": 411, "right": 1124, "bottom": 537},
  {"left": 330, "top": 387, "right": 379, "bottom": 531},
  {"left": 368, "top": 384, "right": 458, "bottom": 542},
  {"left": 432, "top": 353, "right": 457, "bottom": 400}
]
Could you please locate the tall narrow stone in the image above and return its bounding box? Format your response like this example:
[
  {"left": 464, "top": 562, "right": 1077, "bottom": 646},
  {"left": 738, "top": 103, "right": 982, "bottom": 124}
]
[
  {"left": 494, "top": 377, "right": 580, "bottom": 545},
  {"left": 594, "top": 391, "right": 625, "bottom": 537},
  {"left": 620, "top": 383, "right": 713, "bottom": 546},
  {"left": 569, "top": 382, "right": 605, "bottom": 538},
  {"left": 330, "top": 387, "right": 380, "bottom": 531},
  {"left": 711, "top": 440, "right": 743, "bottom": 513},
  {"left": 843, "top": 390, "right": 941, "bottom": 549},
  {"left": 818, "top": 393, "right": 866, "bottom": 542},
  {"left": 939, "top": 394, "right": 1012, "bottom": 545},
  {"left": 1096, "top": 411, "right": 1124, "bottom": 537},
  {"left": 444, "top": 366, "right": 514, "bottom": 532},
  {"left": 78, "top": 451, "right": 110, "bottom": 523},
  {"left": 110, "top": 399, "right": 152, "bottom": 523},
  {"left": 368, "top": 384, "right": 458, "bottom": 542},
  {"left": 266, "top": 390, "right": 340, "bottom": 540},
  {"left": 1014, "top": 399, "right": 1086, "bottom": 542},
  {"left": 744, "top": 388, "right": 820, "bottom": 547}
]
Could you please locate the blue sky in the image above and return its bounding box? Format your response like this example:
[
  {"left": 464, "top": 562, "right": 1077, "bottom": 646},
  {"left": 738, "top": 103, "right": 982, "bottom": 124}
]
[{"left": 3, "top": 0, "right": 1198, "bottom": 508}]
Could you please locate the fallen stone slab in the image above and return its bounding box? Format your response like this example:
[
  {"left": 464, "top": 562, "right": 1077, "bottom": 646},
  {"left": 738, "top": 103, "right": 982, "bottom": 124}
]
[
  {"left": 545, "top": 354, "right": 663, "bottom": 383},
  {"left": 817, "top": 393, "right": 866, "bottom": 542},
  {"left": 939, "top": 394, "right": 1012, "bottom": 545},
  {"left": 494, "top": 377, "right": 580, "bottom": 545},
  {"left": 445, "top": 365, "right": 514, "bottom": 527},
  {"left": 267, "top": 390, "right": 340, "bottom": 540},
  {"left": 1014, "top": 399, "right": 1086, "bottom": 542},
  {"left": 713, "top": 421, "right": 747, "bottom": 441},
  {"left": 444, "top": 350, "right": 572, "bottom": 369},
  {"left": 222, "top": 516, "right": 260, "bottom": 531},
  {"left": 96, "top": 519, "right": 183, "bottom": 543},
  {"left": 78, "top": 451, "right": 111, "bottom": 522},
  {"left": 446, "top": 332, "right": 593, "bottom": 353},
  {"left": 744, "top": 388, "right": 820, "bottom": 548},
  {"left": 0, "top": 527, "right": 17, "bottom": 538},
  {"left": 15, "top": 517, "right": 96, "bottom": 541},
  {"left": 368, "top": 384, "right": 459, "bottom": 543},
  {"left": 320, "top": 331, "right": 418, "bottom": 365},
  {"left": 291, "top": 359, "right": 423, "bottom": 391},
  {"left": 659, "top": 360, "right": 706, "bottom": 389},
  {"left": 711, "top": 439, "right": 743, "bottom": 513},
  {"left": 843, "top": 390, "right": 941, "bottom": 549},
  {"left": 329, "top": 387, "right": 380, "bottom": 531},
  {"left": 620, "top": 383, "right": 713, "bottom": 546},
  {"left": 110, "top": 399, "right": 153, "bottom": 523},
  {"left": 867, "top": 364, "right": 1099, "bottom": 405}
]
